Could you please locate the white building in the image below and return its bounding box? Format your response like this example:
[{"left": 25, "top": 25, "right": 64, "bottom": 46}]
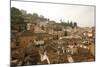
[{"left": 34, "top": 40, "right": 44, "bottom": 45}]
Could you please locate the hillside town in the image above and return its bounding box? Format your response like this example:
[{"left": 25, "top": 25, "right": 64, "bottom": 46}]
[{"left": 11, "top": 7, "right": 95, "bottom": 66}]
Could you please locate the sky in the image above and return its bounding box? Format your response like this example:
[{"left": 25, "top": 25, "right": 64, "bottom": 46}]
[{"left": 11, "top": 1, "right": 95, "bottom": 27}]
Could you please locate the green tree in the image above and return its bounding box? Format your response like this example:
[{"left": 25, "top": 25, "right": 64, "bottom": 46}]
[
  {"left": 11, "top": 7, "right": 25, "bottom": 32},
  {"left": 73, "top": 22, "right": 77, "bottom": 27},
  {"left": 11, "top": 7, "right": 24, "bottom": 24},
  {"left": 32, "top": 13, "right": 39, "bottom": 21},
  {"left": 69, "top": 21, "right": 73, "bottom": 27}
]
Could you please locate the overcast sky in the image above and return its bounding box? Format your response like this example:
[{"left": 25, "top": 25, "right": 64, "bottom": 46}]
[{"left": 11, "top": 1, "right": 95, "bottom": 27}]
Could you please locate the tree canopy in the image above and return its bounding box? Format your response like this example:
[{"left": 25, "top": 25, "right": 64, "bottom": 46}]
[{"left": 11, "top": 7, "right": 24, "bottom": 24}]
